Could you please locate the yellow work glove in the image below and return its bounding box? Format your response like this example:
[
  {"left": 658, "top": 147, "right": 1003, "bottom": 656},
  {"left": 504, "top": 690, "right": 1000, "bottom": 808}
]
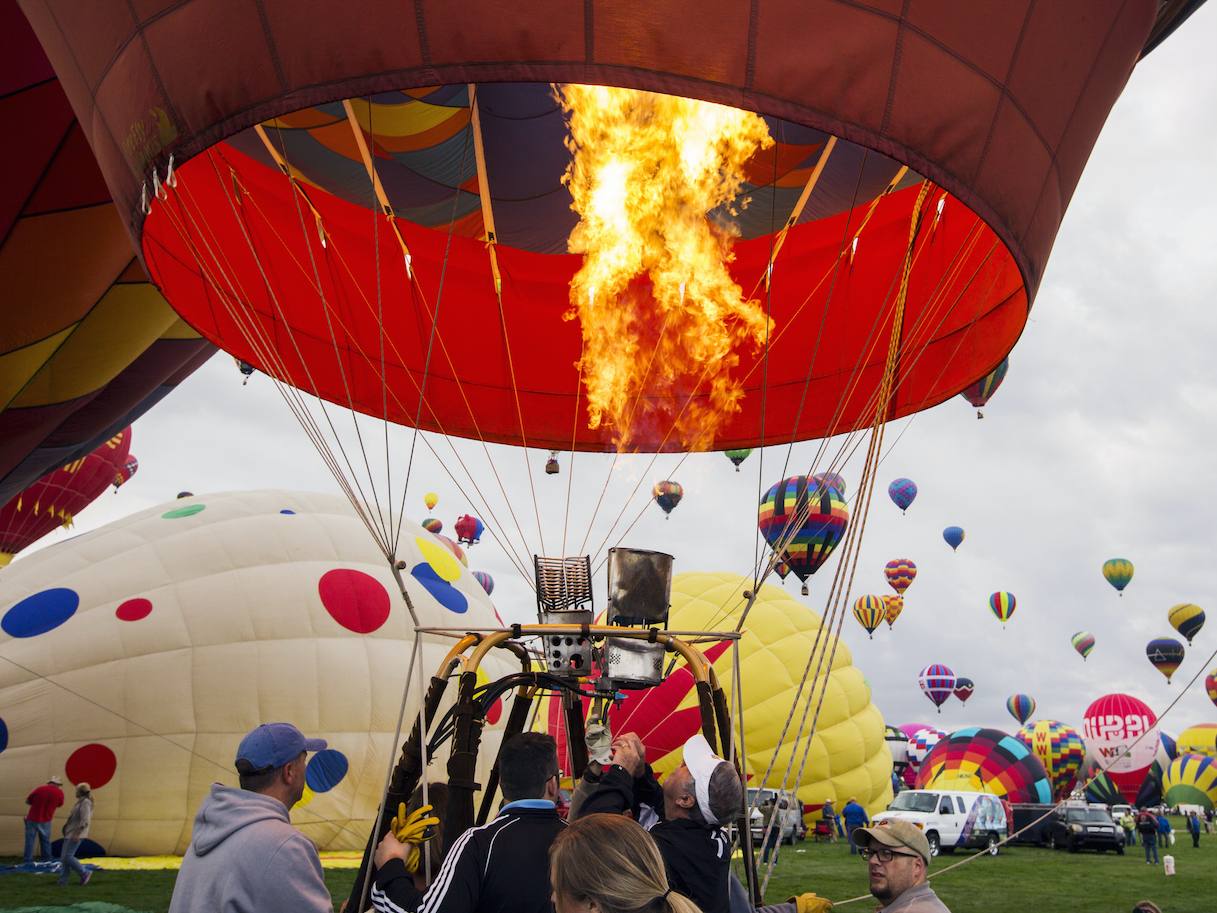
[
  {"left": 786, "top": 893, "right": 833, "bottom": 913},
  {"left": 387, "top": 803, "right": 441, "bottom": 873}
]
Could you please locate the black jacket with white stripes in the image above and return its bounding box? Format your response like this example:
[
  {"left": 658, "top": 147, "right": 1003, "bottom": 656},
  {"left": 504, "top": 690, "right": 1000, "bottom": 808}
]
[{"left": 370, "top": 803, "right": 566, "bottom": 913}]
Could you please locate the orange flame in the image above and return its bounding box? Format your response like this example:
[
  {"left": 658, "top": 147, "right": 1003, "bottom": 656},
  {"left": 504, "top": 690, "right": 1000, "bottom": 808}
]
[{"left": 560, "top": 85, "right": 774, "bottom": 450}]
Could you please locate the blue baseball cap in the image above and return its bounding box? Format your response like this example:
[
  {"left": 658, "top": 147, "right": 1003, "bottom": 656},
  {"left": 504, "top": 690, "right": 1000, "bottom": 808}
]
[{"left": 236, "top": 723, "right": 327, "bottom": 773}]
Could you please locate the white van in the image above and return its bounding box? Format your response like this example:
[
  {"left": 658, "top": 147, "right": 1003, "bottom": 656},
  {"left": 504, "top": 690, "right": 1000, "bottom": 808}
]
[{"left": 875, "top": 790, "right": 1007, "bottom": 857}]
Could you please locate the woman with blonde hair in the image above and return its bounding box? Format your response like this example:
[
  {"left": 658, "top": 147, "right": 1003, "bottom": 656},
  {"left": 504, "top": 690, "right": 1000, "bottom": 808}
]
[{"left": 550, "top": 814, "right": 702, "bottom": 913}]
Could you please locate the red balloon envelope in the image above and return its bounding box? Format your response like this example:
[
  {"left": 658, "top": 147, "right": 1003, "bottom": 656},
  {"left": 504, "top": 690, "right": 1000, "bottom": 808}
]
[
  {"left": 1081, "top": 693, "right": 1161, "bottom": 804},
  {"left": 0, "top": 427, "right": 132, "bottom": 564},
  {"left": 18, "top": 1, "right": 1174, "bottom": 452}
]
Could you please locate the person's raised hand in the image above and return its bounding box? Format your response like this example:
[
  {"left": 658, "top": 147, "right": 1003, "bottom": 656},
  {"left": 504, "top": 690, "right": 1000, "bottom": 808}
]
[
  {"left": 786, "top": 893, "right": 833, "bottom": 913},
  {"left": 611, "top": 737, "right": 644, "bottom": 777}
]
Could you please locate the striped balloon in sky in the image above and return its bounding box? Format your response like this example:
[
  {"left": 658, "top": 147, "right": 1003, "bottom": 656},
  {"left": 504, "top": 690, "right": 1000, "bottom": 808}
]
[
  {"left": 989, "top": 591, "right": 1017, "bottom": 626},
  {"left": 1102, "top": 558, "right": 1134, "bottom": 595},
  {"left": 758, "top": 476, "right": 850, "bottom": 593},
  {"left": 1071, "top": 631, "right": 1095, "bottom": 661},
  {"left": 919, "top": 664, "right": 956, "bottom": 713},
  {"left": 1016, "top": 720, "right": 1084, "bottom": 800},
  {"left": 1007, "top": 694, "right": 1035, "bottom": 725},
  {"left": 882, "top": 595, "right": 904, "bottom": 629},
  {"left": 1146, "top": 637, "right": 1185, "bottom": 683},
  {"left": 887, "top": 478, "right": 917, "bottom": 512},
  {"left": 884, "top": 559, "right": 917, "bottom": 596},
  {"left": 812, "top": 472, "right": 846, "bottom": 498},
  {"left": 959, "top": 357, "right": 1009, "bottom": 409},
  {"left": 1167, "top": 603, "right": 1205, "bottom": 645},
  {"left": 853, "top": 595, "right": 885, "bottom": 640},
  {"left": 1206, "top": 670, "right": 1217, "bottom": 709},
  {"left": 422, "top": 518, "right": 442, "bottom": 534}
]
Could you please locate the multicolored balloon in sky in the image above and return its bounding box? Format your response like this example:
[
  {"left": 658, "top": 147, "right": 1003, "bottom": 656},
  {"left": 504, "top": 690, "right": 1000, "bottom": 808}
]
[
  {"left": 1072, "top": 631, "right": 1095, "bottom": 661},
  {"left": 813, "top": 473, "right": 847, "bottom": 498},
  {"left": 882, "top": 595, "right": 904, "bottom": 630},
  {"left": 953, "top": 678, "right": 974, "bottom": 704},
  {"left": 1146, "top": 638, "right": 1185, "bottom": 684},
  {"left": 1206, "top": 670, "right": 1217, "bottom": 709},
  {"left": 1015, "top": 720, "right": 1084, "bottom": 800},
  {"left": 943, "top": 527, "right": 965, "bottom": 551},
  {"left": 887, "top": 478, "right": 917, "bottom": 513},
  {"left": 853, "top": 596, "right": 885, "bottom": 640},
  {"left": 422, "top": 518, "right": 442, "bottom": 534},
  {"left": 1167, "top": 603, "right": 1205, "bottom": 646},
  {"left": 652, "top": 480, "right": 684, "bottom": 517},
  {"left": 1102, "top": 558, "right": 1133, "bottom": 595},
  {"left": 884, "top": 559, "right": 917, "bottom": 596},
  {"left": 918, "top": 664, "right": 956, "bottom": 713},
  {"left": 454, "top": 514, "right": 484, "bottom": 545},
  {"left": 724, "top": 449, "right": 754, "bottom": 471},
  {"left": 1081, "top": 693, "right": 1161, "bottom": 804},
  {"left": 1007, "top": 694, "right": 1035, "bottom": 725},
  {"left": 906, "top": 728, "right": 949, "bottom": 775},
  {"left": 758, "top": 476, "right": 850, "bottom": 595},
  {"left": 959, "top": 357, "right": 1009, "bottom": 414},
  {"left": 424, "top": 492, "right": 438, "bottom": 511},
  {"left": 989, "top": 591, "right": 1017, "bottom": 626},
  {"left": 916, "top": 727, "right": 1052, "bottom": 804},
  {"left": 472, "top": 571, "right": 494, "bottom": 596},
  {"left": 1162, "top": 754, "right": 1217, "bottom": 812}
]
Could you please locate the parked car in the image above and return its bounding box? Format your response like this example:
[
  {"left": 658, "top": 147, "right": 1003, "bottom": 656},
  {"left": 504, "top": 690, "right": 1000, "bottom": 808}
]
[
  {"left": 748, "top": 788, "right": 803, "bottom": 844},
  {"left": 876, "top": 789, "right": 1006, "bottom": 857},
  {"left": 1010, "top": 803, "right": 1057, "bottom": 846},
  {"left": 1110, "top": 804, "right": 1133, "bottom": 822},
  {"left": 1047, "top": 805, "right": 1124, "bottom": 854}
]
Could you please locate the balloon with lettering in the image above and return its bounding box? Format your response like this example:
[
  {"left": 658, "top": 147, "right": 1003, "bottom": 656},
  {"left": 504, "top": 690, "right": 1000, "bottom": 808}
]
[
  {"left": 1007, "top": 694, "right": 1035, "bottom": 726},
  {"left": 1081, "top": 693, "right": 1161, "bottom": 804},
  {"left": 1167, "top": 603, "right": 1205, "bottom": 646},
  {"left": 884, "top": 559, "right": 916, "bottom": 597},
  {"left": 952, "top": 678, "right": 974, "bottom": 704},
  {"left": 918, "top": 664, "right": 956, "bottom": 714},
  {"left": 1071, "top": 631, "right": 1095, "bottom": 661},
  {"left": 1146, "top": 638, "right": 1184, "bottom": 684},
  {"left": 1102, "top": 558, "right": 1133, "bottom": 595},
  {"left": 1015, "top": 720, "right": 1085, "bottom": 800},
  {"left": 943, "top": 527, "right": 965, "bottom": 551},
  {"left": 887, "top": 478, "right": 917, "bottom": 513}
]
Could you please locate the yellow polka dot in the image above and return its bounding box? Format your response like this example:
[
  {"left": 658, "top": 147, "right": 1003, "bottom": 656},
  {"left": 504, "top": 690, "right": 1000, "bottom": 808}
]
[
  {"left": 295, "top": 785, "right": 315, "bottom": 808},
  {"left": 415, "top": 537, "right": 461, "bottom": 581}
]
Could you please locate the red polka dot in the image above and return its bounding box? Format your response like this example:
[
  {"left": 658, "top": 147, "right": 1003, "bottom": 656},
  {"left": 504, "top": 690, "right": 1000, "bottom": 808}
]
[
  {"left": 116, "top": 599, "right": 152, "bottom": 621},
  {"left": 65, "top": 743, "right": 117, "bottom": 788},
  {"left": 319, "top": 569, "right": 391, "bottom": 633},
  {"left": 486, "top": 699, "right": 503, "bottom": 725}
]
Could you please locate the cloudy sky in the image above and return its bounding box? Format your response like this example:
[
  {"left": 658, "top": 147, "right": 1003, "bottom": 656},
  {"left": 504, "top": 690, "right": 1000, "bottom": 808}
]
[{"left": 27, "top": 7, "right": 1217, "bottom": 747}]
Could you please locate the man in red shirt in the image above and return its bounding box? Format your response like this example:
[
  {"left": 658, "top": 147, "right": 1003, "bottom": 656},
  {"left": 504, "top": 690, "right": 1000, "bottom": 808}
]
[{"left": 24, "top": 777, "right": 65, "bottom": 864}]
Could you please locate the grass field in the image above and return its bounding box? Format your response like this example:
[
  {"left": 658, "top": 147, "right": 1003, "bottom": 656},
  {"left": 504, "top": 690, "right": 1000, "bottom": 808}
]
[{"left": 1, "top": 817, "right": 1212, "bottom": 912}]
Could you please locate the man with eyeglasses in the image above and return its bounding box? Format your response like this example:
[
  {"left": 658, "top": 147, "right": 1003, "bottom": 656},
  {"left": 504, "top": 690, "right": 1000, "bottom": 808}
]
[
  {"left": 371, "top": 731, "right": 566, "bottom": 913},
  {"left": 852, "top": 819, "right": 950, "bottom": 912}
]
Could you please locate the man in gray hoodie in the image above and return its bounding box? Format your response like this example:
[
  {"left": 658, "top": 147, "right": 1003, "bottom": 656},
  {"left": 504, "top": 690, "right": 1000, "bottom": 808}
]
[{"left": 169, "top": 722, "right": 332, "bottom": 913}]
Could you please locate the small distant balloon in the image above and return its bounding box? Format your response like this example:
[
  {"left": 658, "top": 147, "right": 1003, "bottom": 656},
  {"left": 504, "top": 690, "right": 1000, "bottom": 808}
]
[
  {"left": 652, "top": 481, "right": 684, "bottom": 517},
  {"left": 953, "top": 677, "right": 974, "bottom": 704},
  {"left": 1102, "top": 558, "right": 1133, "bottom": 595},
  {"left": 853, "top": 595, "right": 885, "bottom": 640},
  {"left": 1147, "top": 638, "right": 1185, "bottom": 684},
  {"left": 455, "top": 514, "right": 485, "bottom": 545},
  {"left": 888, "top": 478, "right": 917, "bottom": 513},
  {"left": 989, "top": 591, "right": 1017, "bottom": 626},
  {"left": 960, "top": 357, "right": 1009, "bottom": 417},
  {"left": 1007, "top": 693, "right": 1035, "bottom": 725},
  {"left": 813, "top": 472, "right": 847, "bottom": 498},
  {"left": 177, "top": 491, "right": 194, "bottom": 499},
  {"left": 775, "top": 560, "right": 791, "bottom": 582},
  {"left": 435, "top": 534, "right": 468, "bottom": 568},
  {"left": 472, "top": 571, "right": 494, "bottom": 596},
  {"left": 724, "top": 449, "right": 754, "bottom": 471},
  {"left": 424, "top": 492, "right": 438, "bottom": 510},
  {"left": 1168, "top": 603, "right": 1205, "bottom": 646},
  {"left": 1071, "top": 631, "right": 1095, "bottom": 661},
  {"left": 918, "top": 664, "right": 956, "bottom": 714},
  {"left": 943, "top": 527, "right": 965, "bottom": 551},
  {"left": 884, "top": 559, "right": 917, "bottom": 596},
  {"left": 1206, "top": 670, "right": 1217, "bottom": 710},
  {"left": 882, "top": 594, "right": 903, "bottom": 629},
  {"left": 422, "top": 518, "right": 442, "bottom": 534}
]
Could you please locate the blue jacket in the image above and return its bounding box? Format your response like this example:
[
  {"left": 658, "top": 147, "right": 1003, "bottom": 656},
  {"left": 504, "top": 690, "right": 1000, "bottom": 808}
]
[
  {"left": 1157, "top": 815, "right": 1170, "bottom": 834},
  {"left": 842, "top": 801, "right": 869, "bottom": 830}
]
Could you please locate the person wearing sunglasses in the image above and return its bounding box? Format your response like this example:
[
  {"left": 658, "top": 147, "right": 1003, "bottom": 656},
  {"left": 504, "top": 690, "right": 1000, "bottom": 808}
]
[{"left": 851, "top": 820, "right": 950, "bottom": 912}]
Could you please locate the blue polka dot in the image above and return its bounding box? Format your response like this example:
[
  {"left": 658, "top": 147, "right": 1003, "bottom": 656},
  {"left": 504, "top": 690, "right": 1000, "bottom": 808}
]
[
  {"left": 306, "top": 749, "right": 349, "bottom": 792},
  {"left": 0, "top": 717, "right": 7, "bottom": 754},
  {"left": 280, "top": 510, "right": 296, "bottom": 515},
  {"left": 410, "top": 563, "right": 469, "bottom": 614},
  {"left": 2, "top": 588, "right": 79, "bottom": 638}
]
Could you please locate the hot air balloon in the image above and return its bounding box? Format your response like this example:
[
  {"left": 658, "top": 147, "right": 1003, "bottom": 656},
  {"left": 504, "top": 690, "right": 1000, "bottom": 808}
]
[
  {"left": 112, "top": 456, "right": 139, "bottom": 491},
  {"left": 959, "top": 357, "right": 1008, "bottom": 418},
  {"left": 906, "top": 728, "right": 949, "bottom": 777},
  {"left": 812, "top": 473, "right": 846, "bottom": 498},
  {"left": 1162, "top": 754, "right": 1217, "bottom": 812},
  {"left": 989, "top": 592, "right": 1017, "bottom": 627},
  {"left": 853, "top": 596, "right": 885, "bottom": 640},
  {"left": 1206, "top": 670, "right": 1217, "bottom": 710},
  {"left": 454, "top": 514, "right": 485, "bottom": 545},
  {"left": 652, "top": 481, "right": 684, "bottom": 518},
  {"left": 1015, "top": 721, "right": 1085, "bottom": 800},
  {"left": 421, "top": 518, "right": 442, "bottom": 534},
  {"left": 882, "top": 595, "right": 904, "bottom": 630},
  {"left": 1083, "top": 769, "right": 1125, "bottom": 807},
  {"left": 916, "top": 728, "right": 1052, "bottom": 804},
  {"left": 887, "top": 479, "right": 917, "bottom": 513},
  {"left": 953, "top": 678, "right": 974, "bottom": 704},
  {"left": 1006, "top": 694, "right": 1035, "bottom": 726},
  {"left": 1176, "top": 724, "right": 1217, "bottom": 759},
  {"left": 424, "top": 493, "right": 438, "bottom": 511},
  {"left": 758, "top": 476, "right": 850, "bottom": 596},
  {"left": 1081, "top": 694, "right": 1161, "bottom": 804},
  {"left": 472, "top": 571, "right": 494, "bottom": 596},
  {"left": 434, "top": 534, "right": 468, "bottom": 568},
  {"left": 0, "top": 489, "right": 512, "bottom": 854},
  {"left": 1133, "top": 733, "right": 1179, "bottom": 808},
  {"left": 918, "top": 664, "right": 956, "bottom": 714},
  {"left": 1146, "top": 638, "right": 1184, "bottom": 683},
  {"left": 884, "top": 559, "right": 917, "bottom": 596},
  {"left": 1071, "top": 631, "right": 1095, "bottom": 661},
  {"left": 1167, "top": 603, "right": 1205, "bottom": 646},
  {"left": 774, "top": 560, "right": 791, "bottom": 583},
  {"left": 885, "top": 727, "right": 911, "bottom": 777},
  {"left": 724, "top": 449, "right": 754, "bottom": 471},
  {"left": 0, "top": 428, "right": 134, "bottom": 566},
  {"left": 1103, "top": 559, "right": 1134, "bottom": 595},
  {"left": 943, "top": 527, "right": 965, "bottom": 551}
]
